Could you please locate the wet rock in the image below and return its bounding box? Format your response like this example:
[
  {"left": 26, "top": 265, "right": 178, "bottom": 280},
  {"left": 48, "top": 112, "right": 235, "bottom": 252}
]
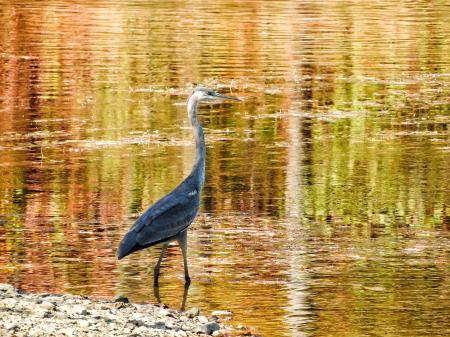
[
  {"left": 202, "top": 322, "right": 221, "bottom": 335},
  {"left": 114, "top": 295, "right": 129, "bottom": 303},
  {"left": 211, "top": 310, "right": 233, "bottom": 319}
]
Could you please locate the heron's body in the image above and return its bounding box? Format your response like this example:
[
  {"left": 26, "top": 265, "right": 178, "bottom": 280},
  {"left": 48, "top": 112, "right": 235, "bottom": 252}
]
[{"left": 117, "top": 87, "right": 240, "bottom": 284}]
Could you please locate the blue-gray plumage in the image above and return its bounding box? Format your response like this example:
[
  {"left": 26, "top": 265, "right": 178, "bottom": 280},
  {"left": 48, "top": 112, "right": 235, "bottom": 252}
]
[{"left": 117, "top": 87, "right": 241, "bottom": 284}]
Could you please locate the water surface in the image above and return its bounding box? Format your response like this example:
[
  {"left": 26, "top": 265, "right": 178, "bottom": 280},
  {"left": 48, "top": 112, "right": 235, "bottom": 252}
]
[{"left": 0, "top": 1, "right": 449, "bottom": 336}]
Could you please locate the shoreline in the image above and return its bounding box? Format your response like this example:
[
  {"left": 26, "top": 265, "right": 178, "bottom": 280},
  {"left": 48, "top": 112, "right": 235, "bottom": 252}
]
[{"left": 0, "top": 284, "right": 257, "bottom": 337}]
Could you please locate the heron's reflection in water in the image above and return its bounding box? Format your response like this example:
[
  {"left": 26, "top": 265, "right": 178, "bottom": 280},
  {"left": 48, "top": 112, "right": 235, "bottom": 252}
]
[{"left": 153, "top": 283, "right": 190, "bottom": 311}]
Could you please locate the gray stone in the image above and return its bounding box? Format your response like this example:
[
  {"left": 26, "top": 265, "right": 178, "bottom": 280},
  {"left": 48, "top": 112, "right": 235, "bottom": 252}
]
[
  {"left": 130, "top": 319, "right": 144, "bottom": 327},
  {"left": 154, "top": 321, "right": 166, "bottom": 330},
  {"left": 202, "top": 322, "right": 220, "bottom": 335}
]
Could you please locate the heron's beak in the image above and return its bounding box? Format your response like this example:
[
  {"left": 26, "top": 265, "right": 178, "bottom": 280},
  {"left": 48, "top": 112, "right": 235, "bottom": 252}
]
[{"left": 212, "top": 92, "right": 241, "bottom": 101}]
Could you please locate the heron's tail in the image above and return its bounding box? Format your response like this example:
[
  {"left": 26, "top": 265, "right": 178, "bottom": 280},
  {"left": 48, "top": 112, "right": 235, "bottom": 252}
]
[{"left": 117, "top": 230, "right": 138, "bottom": 260}]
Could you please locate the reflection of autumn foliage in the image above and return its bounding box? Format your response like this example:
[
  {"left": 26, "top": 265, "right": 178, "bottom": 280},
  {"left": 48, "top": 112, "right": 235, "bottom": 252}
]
[{"left": 0, "top": 1, "right": 449, "bottom": 336}]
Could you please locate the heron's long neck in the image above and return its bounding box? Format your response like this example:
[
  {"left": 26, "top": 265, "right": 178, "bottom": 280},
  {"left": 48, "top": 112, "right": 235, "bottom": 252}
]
[{"left": 187, "top": 96, "right": 206, "bottom": 189}]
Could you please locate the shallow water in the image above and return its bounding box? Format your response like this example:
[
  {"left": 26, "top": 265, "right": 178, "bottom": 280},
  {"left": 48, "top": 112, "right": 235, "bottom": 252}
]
[{"left": 0, "top": 1, "right": 449, "bottom": 336}]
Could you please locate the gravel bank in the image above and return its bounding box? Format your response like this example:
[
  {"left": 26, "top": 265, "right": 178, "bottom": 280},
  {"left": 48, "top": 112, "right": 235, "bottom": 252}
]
[{"left": 0, "top": 284, "right": 256, "bottom": 337}]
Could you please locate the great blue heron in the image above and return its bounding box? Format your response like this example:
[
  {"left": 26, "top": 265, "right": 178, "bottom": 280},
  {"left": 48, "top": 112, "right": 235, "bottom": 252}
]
[{"left": 117, "top": 87, "right": 241, "bottom": 285}]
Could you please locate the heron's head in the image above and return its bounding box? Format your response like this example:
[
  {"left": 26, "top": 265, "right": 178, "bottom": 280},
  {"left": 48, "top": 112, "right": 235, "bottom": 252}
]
[{"left": 191, "top": 86, "right": 241, "bottom": 103}]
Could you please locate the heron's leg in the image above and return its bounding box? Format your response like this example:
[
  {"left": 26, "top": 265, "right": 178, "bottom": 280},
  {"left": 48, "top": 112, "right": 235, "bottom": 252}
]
[
  {"left": 180, "top": 282, "right": 190, "bottom": 311},
  {"left": 154, "top": 244, "right": 168, "bottom": 285},
  {"left": 153, "top": 283, "right": 161, "bottom": 304},
  {"left": 178, "top": 231, "right": 191, "bottom": 284}
]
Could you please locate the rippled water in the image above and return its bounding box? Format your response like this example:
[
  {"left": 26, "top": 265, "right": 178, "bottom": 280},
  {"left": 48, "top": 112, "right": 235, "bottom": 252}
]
[{"left": 1, "top": 1, "right": 449, "bottom": 336}]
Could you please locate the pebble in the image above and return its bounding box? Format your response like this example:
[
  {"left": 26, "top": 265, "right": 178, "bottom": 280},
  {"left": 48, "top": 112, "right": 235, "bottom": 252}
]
[
  {"left": 72, "top": 304, "right": 88, "bottom": 315},
  {"left": 79, "top": 320, "right": 89, "bottom": 328},
  {"left": 159, "top": 308, "right": 170, "bottom": 316},
  {"left": 0, "top": 283, "right": 257, "bottom": 337},
  {"left": 186, "top": 307, "right": 200, "bottom": 318},
  {"left": 177, "top": 330, "right": 188, "bottom": 337},
  {"left": 165, "top": 319, "right": 176, "bottom": 329},
  {"left": 4, "top": 321, "right": 18, "bottom": 331},
  {"left": 40, "top": 301, "right": 56, "bottom": 311}
]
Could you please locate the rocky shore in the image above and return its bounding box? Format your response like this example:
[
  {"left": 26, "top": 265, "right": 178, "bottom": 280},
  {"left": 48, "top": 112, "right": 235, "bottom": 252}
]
[{"left": 0, "top": 284, "right": 256, "bottom": 337}]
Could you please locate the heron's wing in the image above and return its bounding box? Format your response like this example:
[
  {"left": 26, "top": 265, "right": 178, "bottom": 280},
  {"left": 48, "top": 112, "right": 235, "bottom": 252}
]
[{"left": 132, "top": 187, "right": 200, "bottom": 246}]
